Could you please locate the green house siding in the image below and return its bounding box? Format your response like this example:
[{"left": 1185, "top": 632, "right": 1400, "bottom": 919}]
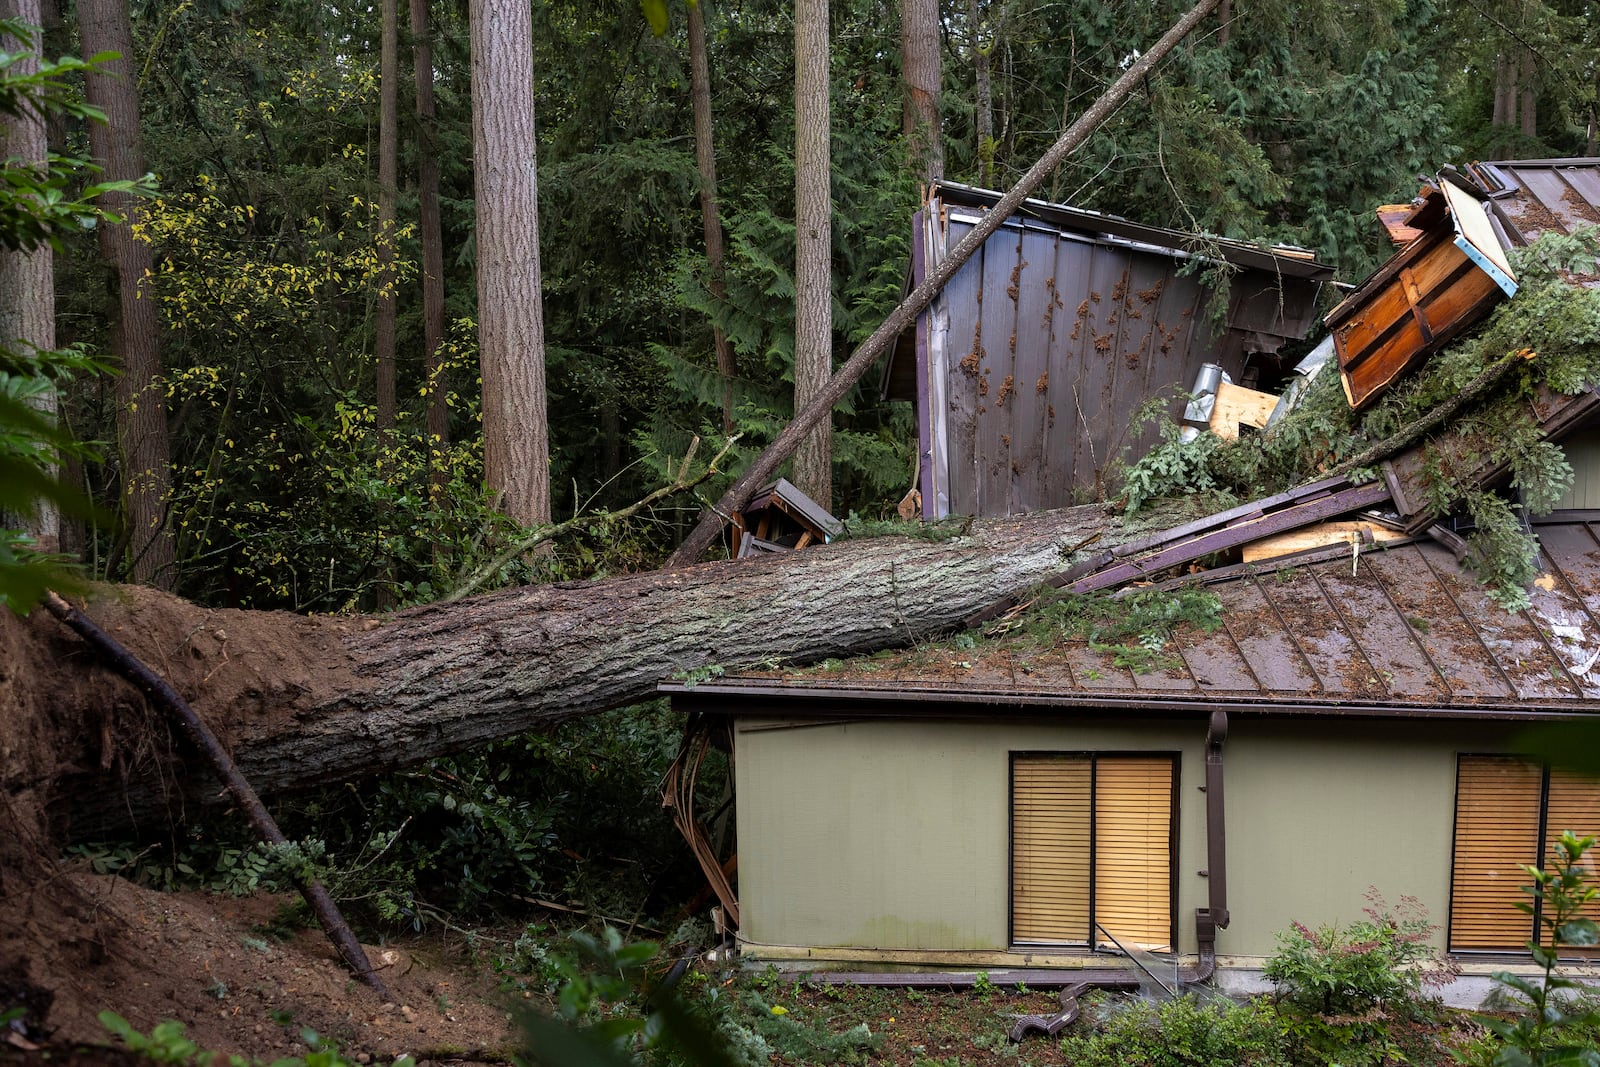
[{"left": 733, "top": 713, "right": 1519, "bottom": 960}]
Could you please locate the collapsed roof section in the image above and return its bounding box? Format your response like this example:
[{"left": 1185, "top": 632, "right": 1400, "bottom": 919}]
[
  {"left": 882, "top": 181, "right": 1335, "bottom": 520},
  {"left": 667, "top": 516, "right": 1600, "bottom": 717}
]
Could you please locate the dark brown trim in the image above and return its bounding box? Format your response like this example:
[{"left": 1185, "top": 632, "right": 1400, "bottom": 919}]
[{"left": 664, "top": 681, "right": 1600, "bottom": 722}]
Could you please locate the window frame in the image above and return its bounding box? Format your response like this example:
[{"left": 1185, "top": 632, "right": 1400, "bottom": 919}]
[{"left": 1007, "top": 750, "right": 1181, "bottom": 953}]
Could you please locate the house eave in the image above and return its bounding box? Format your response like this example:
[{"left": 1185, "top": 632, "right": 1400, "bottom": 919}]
[{"left": 661, "top": 679, "right": 1600, "bottom": 723}]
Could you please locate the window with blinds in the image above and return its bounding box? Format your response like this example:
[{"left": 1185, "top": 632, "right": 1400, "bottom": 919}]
[
  {"left": 1450, "top": 755, "right": 1600, "bottom": 951},
  {"left": 1011, "top": 753, "right": 1175, "bottom": 952}
]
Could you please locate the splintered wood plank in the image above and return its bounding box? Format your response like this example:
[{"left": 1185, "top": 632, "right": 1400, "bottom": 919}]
[
  {"left": 1240, "top": 520, "right": 1406, "bottom": 563},
  {"left": 1208, "top": 381, "right": 1280, "bottom": 440}
]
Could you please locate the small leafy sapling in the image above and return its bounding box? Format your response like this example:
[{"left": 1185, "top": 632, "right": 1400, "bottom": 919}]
[{"left": 1481, "top": 830, "right": 1600, "bottom": 1067}]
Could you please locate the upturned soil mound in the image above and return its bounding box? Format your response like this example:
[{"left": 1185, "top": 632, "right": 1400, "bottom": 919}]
[{"left": 1, "top": 867, "right": 516, "bottom": 1064}]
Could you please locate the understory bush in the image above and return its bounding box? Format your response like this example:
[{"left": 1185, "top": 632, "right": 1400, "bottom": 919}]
[
  {"left": 1265, "top": 891, "right": 1457, "bottom": 1065},
  {"left": 1056, "top": 994, "right": 1290, "bottom": 1066}
]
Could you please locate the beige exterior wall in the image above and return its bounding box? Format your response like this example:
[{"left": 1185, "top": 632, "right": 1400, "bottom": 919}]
[
  {"left": 1556, "top": 430, "right": 1600, "bottom": 510},
  {"left": 733, "top": 712, "right": 1519, "bottom": 963}
]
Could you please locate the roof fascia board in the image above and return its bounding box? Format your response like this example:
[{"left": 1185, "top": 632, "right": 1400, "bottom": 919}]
[{"left": 661, "top": 680, "right": 1600, "bottom": 722}]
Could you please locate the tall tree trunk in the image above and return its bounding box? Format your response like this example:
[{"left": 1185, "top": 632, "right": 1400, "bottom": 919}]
[
  {"left": 687, "top": 0, "right": 736, "bottom": 434},
  {"left": 0, "top": 4, "right": 58, "bottom": 553},
  {"left": 372, "top": 0, "right": 400, "bottom": 611},
  {"left": 80, "top": 0, "right": 176, "bottom": 590},
  {"left": 969, "top": 0, "right": 992, "bottom": 186},
  {"left": 21, "top": 505, "right": 1105, "bottom": 831},
  {"left": 411, "top": 0, "right": 449, "bottom": 507},
  {"left": 1518, "top": 47, "right": 1537, "bottom": 139},
  {"left": 900, "top": 0, "right": 943, "bottom": 185},
  {"left": 1493, "top": 52, "right": 1513, "bottom": 126},
  {"left": 469, "top": 0, "right": 551, "bottom": 527},
  {"left": 793, "top": 0, "right": 833, "bottom": 512},
  {"left": 376, "top": 0, "right": 399, "bottom": 441}
]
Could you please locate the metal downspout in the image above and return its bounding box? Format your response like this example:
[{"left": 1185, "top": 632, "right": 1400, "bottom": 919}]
[{"left": 1007, "top": 711, "right": 1229, "bottom": 1041}]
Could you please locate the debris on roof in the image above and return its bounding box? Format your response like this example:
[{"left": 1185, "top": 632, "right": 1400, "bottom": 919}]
[
  {"left": 670, "top": 517, "right": 1600, "bottom": 715},
  {"left": 730, "top": 477, "right": 841, "bottom": 559},
  {"left": 1327, "top": 173, "right": 1517, "bottom": 411}
]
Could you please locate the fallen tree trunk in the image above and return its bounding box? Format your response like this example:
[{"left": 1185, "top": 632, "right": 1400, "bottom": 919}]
[{"left": 7, "top": 506, "right": 1106, "bottom": 834}]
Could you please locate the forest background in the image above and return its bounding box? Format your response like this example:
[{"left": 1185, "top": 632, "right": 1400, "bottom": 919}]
[
  {"left": 5, "top": 0, "right": 1600, "bottom": 952},
  {"left": 6, "top": 0, "right": 1600, "bottom": 611}
]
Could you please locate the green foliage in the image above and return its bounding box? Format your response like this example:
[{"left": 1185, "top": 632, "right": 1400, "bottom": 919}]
[
  {"left": 1120, "top": 415, "right": 1225, "bottom": 514},
  {"left": 99, "top": 1010, "right": 408, "bottom": 1067},
  {"left": 1056, "top": 994, "right": 1290, "bottom": 1067},
  {"left": 1264, "top": 892, "right": 1455, "bottom": 1065},
  {"left": 1473, "top": 831, "right": 1600, "bottom": 1067},
  {"left": 1004, "top": 587, "right": 1225, "bottom": 672}
]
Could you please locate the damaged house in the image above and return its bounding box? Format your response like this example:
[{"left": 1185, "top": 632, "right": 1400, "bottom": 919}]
[{"left": 666, "top": 160, "right": 1600, "bottom": 1017}]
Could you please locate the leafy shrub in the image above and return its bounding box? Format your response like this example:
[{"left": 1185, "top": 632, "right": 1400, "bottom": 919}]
[
  {"left": 1056, "top": 994, "right": 1289, "bottom": 1066},
  {"left": 1473, "top": 830, "right": 1600, "bottom": 1067},
  {"left": 1264, "top": 891, "right": 1456, "bottom": 1065}
]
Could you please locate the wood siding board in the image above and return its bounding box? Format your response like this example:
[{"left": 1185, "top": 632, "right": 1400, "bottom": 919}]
[
  {"left": 976, "top": 225, "right": 1025, "bottom": 516},
  {"left": 941, "top": 219, "right": 984, "bottom": 514},
  {"left": 1312, "top": 557, "right": 1449, "bottom": 699},
  {"left": 1220, "top": 574, "right": 1323, "bottom": 692},
  {"left": 1363, "top": 544, "right": 1511, "bottom": 699},
  {"left": 1008, "top": 226, "right": 1059, "bottom": 513},
  {"left": 1545, "top": 770, "right": 1600, "bottom": 934}
]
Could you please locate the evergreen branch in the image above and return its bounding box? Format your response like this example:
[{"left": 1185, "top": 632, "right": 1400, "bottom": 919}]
[
  {"left": 445, "top": 434, "right": 741, "bottom": 603},
  {"left": 1323, "top": 349, "right": 1529, "bottom": 480}
]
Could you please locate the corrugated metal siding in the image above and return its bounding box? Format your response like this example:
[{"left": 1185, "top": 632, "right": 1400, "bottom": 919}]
[{"left": 911, "top": 187, "right": 1331, "bottom": 518}]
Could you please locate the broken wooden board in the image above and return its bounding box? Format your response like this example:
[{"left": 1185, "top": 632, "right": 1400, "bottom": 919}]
[
  {"left": 1209, "top": 381, "right": 1280, "bottom": 440},
  {"left": 1376, "top": 203, "right": 1424, "bottom": 246},
  {"left": 1327, "top": 186, "right": 1509, "bottom": 411},
  {"left": 1240, "top": 520, "right": 1407, "bottom": 563}
]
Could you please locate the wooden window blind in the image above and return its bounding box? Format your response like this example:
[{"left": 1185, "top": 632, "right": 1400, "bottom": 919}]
[
  {"left": 1011, "top": 754, "right": 1173, "bottom": 950},
  {"left": 1095, "top": 757, "right": 1175, "bottom": 951},
  {"left": 1011, "top": 755, "right": 1091, "bottom": 945},
  {"left": 1546, "top": 769, "right": 1600, "bottom": 945},
  {"left": 1450, "top": 756, "right": 1541, "bottom": 950},
  {"left": 1450, "top": 757, "right": 1600, "bottom": 951}
]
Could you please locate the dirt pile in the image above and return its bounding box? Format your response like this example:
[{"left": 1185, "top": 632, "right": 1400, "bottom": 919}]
[{"left": 1, "top": 868, "right": 516, "bottom": 1064}]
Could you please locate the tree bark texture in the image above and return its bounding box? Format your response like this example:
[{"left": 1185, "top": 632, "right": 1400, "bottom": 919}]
[
  {"left": 687, "top": 0, "right": 737, "bottom": 434},
  {"left": 969, "top": 0, "right": 992, "bottom": 187},
  {"left": 13, "top": 507, "right": 1106, "bottom": 833},
  {"left": 410, "top": 0, "right": 450, "bottom": 506},
  {"left": 469, "top": 0, "right": 551, "bottom": 526},
  {"left": 793, "top": 0, "right": 833, "bottom": 512},
  {"left": 900, "top": 0, "right": 942, "bottom": 185},
  {"left": 0, "top": 0, "right": 58, "bottom": 552},
  {"left": 664, "top": 0, "right": 1223, "bottom": 569},
  {"left": 80, "top": 0, "right": 177, "bottom": 589},
  {"left": 375, "top": 0, "right": 399, "bottom": 440}
]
